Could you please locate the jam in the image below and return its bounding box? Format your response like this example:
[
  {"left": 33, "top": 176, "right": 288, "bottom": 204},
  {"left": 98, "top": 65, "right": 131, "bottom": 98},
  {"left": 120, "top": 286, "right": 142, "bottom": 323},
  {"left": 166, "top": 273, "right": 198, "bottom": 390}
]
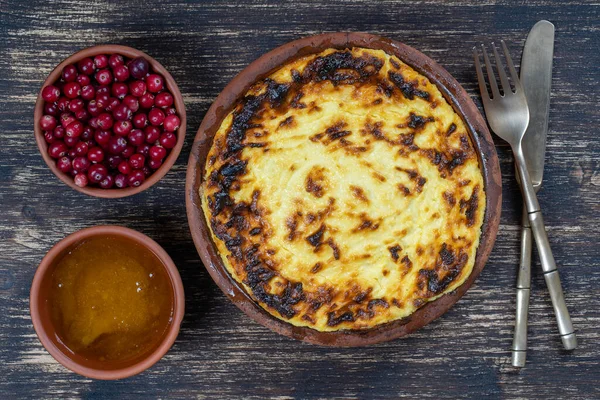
[{"left": 49, "top": 235, "right": 174, "bottom": 362}]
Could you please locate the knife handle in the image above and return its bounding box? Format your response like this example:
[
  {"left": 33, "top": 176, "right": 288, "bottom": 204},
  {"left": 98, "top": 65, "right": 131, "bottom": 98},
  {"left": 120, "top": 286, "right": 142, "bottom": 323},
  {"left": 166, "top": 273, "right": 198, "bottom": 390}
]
[
  {"left": 514, "top": 146, "right": 577, "bottom": 350},
  {"left": 512, "top": 207, "right": 532, "bottom": 367}
]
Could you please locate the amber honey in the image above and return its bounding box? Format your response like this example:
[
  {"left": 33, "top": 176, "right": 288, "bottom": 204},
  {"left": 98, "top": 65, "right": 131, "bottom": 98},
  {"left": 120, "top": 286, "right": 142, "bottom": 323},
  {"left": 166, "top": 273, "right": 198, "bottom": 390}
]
[{"left": 49, "top": 235, "right": 174, "bottom": 362}]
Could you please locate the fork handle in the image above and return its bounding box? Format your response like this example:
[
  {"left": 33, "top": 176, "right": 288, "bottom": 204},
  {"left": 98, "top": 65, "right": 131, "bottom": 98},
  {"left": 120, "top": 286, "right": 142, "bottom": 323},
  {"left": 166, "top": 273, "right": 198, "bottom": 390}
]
[
  {"left": 512, "top": 207, "right": 532, "bottom": 367},
  {"left": 514, "top": 146, "right": 577, "bottom": 350}
]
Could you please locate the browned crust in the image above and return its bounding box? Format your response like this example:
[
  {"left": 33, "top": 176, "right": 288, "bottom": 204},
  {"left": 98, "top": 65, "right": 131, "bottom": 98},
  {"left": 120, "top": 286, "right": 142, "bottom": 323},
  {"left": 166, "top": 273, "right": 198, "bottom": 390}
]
[{"left": 186, "top": 32, "right": 502, "bottom": 347}]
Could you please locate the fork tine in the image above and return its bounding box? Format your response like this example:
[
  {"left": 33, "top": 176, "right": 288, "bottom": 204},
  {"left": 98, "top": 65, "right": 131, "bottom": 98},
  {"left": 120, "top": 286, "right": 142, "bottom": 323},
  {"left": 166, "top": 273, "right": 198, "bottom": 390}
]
[
  {"left": 492, "top": 42, "right": 511, "bottom": 94},
  {"left": 481, "top": 44, "right": 500, "bottom": 99},
  {"left": 473, "top": 47, "right": 490, "bottom": 102},
  {"left": 501, "top": 40, "right": 522, "bottom": 91}
]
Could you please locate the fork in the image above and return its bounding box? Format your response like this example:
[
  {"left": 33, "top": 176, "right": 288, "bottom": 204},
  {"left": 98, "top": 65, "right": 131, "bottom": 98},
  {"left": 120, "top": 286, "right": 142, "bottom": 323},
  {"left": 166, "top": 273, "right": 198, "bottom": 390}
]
[{"left": 473, "top": 41, "right": 577, "bottom": 351}]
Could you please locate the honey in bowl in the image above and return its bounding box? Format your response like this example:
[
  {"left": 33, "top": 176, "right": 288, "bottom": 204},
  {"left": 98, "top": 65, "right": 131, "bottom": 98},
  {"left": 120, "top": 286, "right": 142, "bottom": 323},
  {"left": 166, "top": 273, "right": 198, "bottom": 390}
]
[{"left": 49, "top": 235, "right": 174, "bottom": 363}]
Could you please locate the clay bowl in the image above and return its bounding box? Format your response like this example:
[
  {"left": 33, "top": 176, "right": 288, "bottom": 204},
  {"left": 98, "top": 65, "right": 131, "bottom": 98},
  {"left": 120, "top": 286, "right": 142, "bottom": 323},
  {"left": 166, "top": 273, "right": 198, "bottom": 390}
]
[
  {"left": 30, "top": 225, "right": 185, "bottom": 379},
  {"left": 34, "top": 45, "right": 186, "bottom": 198},
  {"left": 186, "top": 32, "right": 502, "bottom": 346}
]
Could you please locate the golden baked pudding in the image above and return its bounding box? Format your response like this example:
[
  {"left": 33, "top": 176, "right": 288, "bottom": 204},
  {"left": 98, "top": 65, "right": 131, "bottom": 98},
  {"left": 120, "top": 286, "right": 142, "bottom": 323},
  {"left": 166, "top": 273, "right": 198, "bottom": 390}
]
[{"left": 201, "top": 47, "right": 485, "bottom": 331}]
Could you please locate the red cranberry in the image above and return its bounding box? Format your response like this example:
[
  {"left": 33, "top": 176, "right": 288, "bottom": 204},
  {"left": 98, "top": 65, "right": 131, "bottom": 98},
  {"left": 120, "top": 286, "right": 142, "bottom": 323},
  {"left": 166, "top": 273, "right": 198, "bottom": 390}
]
[
  {"left": 118, "top": 160, "right": 132, "bottom": 175},
  {"left": 137, "top": 144, "right": 150, "bottom": 157},
  {"left": 129, "top": 80, "right": 146, "bottom": 97},
  {"left": 148, "top": 158, "right": 163, "bottom": 170},
  {"left": 40, "top": 115, "right": 57, "bottom": 130},
  {"left": 60, "top": 112, "right": 76, "bottom": 128},
  {"left": 149, "top": 145, "right": 167, "bottom": 160},
  {"left": 145, "top": 74, "right": 164, "bottom": 93},
  {"left": 113, "top": 104, "right": 132, "bottom": 121},
  {"left": 128, "top": 129, "right": 145, "bottom": 146},
  {"left": 148, "top": 108, "right": 165, "bottom": 126},
  {"left": 77, "top": 58, "right": 95, "bottom": 75},
  {"left": 64, "top": 135, "right": 79, "bottom": 147},
  {"left": 94, "top": 129, "right": 111, "bottom": 145},
  {"left": 113, "top": 65, "right": 129, "bottom": 82},
  {"left": 81, "top": 84, "right": 95, "bottom": 100},
  {"left": 97, "top": 113, "right": 114, "bottom": 129},
  {"left": 53, "top": 126, "right": 65, "bottom": 139},
  {"left": 81, "top": 127, "right": 94, "bottom": 141},
  {"left": 108, "top": 54, "right": 124, "bottom": 68},
  {"left": 96, "top": 86, "right": 110, "bottom": 96},
  {"left": 112, "top": 82, "right": 128, "bottom": 99},
  {"left": 57, "top": 97, "right": 70, "bottom": 111},
  {"left": 133, "top": 113, "right": 147, "bottom": 128},
  {"left": 129, "top": 154, "right": 145, "bottom": 169},
  {"left": 114, "top": 174, "right": 128, "bottom": 188},
  {"left": 99, "top": 174, "right": 114, "bottom": 189},
  {"left": 48, "top": 142, "right": 68, "bottom": 158},
  {"left": 142, "top": 166, "right": 152, "bottom": 177},
  {"left": 75, "top": 141, "right": 89, "bottom": 156},
  {"left": 42, "top": 85, "right": 61, "bottom": 102},
  {"left": 113, "top": 120, "right": 133, "bottom": 136},
  {"left": 127, "top": 170, "right": 145, "bottom": 187},
  {"left": 68, "top": 98, "right": 85, "bottom": 112},
  {"left": 107, "top": 155, "right": 123, "bottom": 169},
  {"left": 121, "top": 145, "right": 135, "bottom": 158},
  {"left": 163, "top": 115, "right": 180, "bottom": 132},
  {"left": 105, "top": 97, "right": 120, "bottom": 112},
  {"left": 108, "top": 136, "right": 127, "bottom": 155},
  {"left": 44, "top": 131, "right": 55, "bottom": 144},
  {"left": 68, "top": 149, "right": 77, "bottom": 159},
  {"left": 65, "top": 121, "right": 84, "bottom": 138},
  {"left": 88, "top": 164, "right": 108, "bottom": 183},
  {"left": 139, "top": 92, "right": 154, "bottom": 108},
  {"left": 166, "top": 107, "right": 177, "bottom": 116},
  {"left": 155, "top": 92, "right": 174, "bottom": 108},
  {"left": 95, "top": 69, "right": 113, "bottom": 86},
  {"left": 144, "top": 126, "right": 161, "bottom": 143},
  {"left": 44, "top": 102, "right": 58, "bottom": 116},
  {"left": 73, "top": 156, "right": 91, "bottom": 172},
  {"left": 75, "top": 109, "right": 90, "bottom": 121},
  {"left": 61, "top": 65, "right": 78, "bottom": 82},
  {"left": 128, "top": 57, "right": 149, "bottom": 79},
  {"left": 57, "top": 156, "right": 72, "bottom": 173},
  {"left": 76, "top": 74, "right": 91, "bottom": 86},
  {"left": 63, "top": 82, "right": 81, "bottom": 99},
  {"left": 159, "top": 132, "right": 177, "bottom": 149},
  {"left": 74, "top": 173, "right": 88, "bottom": 187},
  {"left": 122, "top": 95, "right": 139, "bottom": 112},
  {"left": 87, "top": 146, "right": 105, "bottom": 163},
  {"left": 94, "top": 54, "right": 109, "bottom": 69},
  {"left": 87, "top": 100, "right": 101, "bottom": 116}
]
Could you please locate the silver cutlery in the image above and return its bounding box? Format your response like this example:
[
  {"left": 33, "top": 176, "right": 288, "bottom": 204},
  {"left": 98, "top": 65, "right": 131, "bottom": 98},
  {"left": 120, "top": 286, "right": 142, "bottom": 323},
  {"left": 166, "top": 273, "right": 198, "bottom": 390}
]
[
  {"left": 473, "top": 40, "right": 577, "bottom": 357},
  {"left": 511, "top": 20, "right": 556, "bottom": 367}
]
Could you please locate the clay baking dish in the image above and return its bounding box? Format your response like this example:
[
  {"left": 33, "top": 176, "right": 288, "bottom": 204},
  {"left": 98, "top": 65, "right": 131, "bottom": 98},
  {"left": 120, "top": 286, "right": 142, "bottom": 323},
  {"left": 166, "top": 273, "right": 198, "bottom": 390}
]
[
  {"left": 30, "top": 225, "right": 185, "bottom": 379},
  {"left": 33, "top": 45, "right": 186, "bottom": 198},
  {"left": 186, "top": 32, "right": 502, "bottom": 346}
]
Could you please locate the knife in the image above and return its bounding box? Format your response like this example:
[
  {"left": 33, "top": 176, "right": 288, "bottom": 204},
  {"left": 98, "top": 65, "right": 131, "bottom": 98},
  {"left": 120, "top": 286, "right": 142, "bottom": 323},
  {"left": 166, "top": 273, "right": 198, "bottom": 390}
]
[{"left": 511, "top": 20, "right": 576, "bottom": 368}]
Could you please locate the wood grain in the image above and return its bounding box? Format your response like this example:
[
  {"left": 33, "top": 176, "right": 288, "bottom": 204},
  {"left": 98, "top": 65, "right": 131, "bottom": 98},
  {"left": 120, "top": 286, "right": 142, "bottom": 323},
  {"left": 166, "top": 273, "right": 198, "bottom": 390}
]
[{"left": 1, "top": 0, "right": 598, "bottom": 398}]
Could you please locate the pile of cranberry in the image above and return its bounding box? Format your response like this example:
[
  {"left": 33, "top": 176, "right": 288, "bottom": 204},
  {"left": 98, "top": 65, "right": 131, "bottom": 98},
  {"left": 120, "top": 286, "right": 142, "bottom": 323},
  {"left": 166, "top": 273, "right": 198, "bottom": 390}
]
[{"left": 40, "top": 54, "right": 180, "bottom": 189}]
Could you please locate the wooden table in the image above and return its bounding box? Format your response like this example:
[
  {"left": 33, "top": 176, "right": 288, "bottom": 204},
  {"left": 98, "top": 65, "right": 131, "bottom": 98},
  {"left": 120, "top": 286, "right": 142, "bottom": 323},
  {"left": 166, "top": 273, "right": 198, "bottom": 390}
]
[{"left": 2, "top": 1, "right": 598, "bottom": 398}]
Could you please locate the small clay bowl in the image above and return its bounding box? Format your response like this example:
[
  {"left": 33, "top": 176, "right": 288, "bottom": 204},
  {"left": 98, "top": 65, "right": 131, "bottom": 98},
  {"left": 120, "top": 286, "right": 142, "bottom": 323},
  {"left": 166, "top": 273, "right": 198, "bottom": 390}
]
[
  {"left": 186, "top": 32, "right": 502, "bottom": 346},
  {"left": 30, "top": 225, "right": 185, "bottom": 380},
  {"left": 34, "top": 45, "right": 186, "bottom": 198}
]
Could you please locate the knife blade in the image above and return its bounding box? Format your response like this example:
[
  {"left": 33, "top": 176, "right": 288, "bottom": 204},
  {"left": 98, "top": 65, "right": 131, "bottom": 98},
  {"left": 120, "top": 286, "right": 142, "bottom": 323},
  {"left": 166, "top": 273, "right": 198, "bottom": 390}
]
[
  {"left": 511, "top": 20, "right": 556, "bottom": 367},
  {"left": 521, "top": 20, "right": 554, "bottom": 186}
]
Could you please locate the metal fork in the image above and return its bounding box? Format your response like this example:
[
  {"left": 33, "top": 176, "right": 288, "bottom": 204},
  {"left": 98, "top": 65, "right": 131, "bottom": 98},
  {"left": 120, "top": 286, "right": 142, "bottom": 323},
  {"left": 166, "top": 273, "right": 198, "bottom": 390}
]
[{"left": 473, "top": 42, "right": 577, "bottom": 351}]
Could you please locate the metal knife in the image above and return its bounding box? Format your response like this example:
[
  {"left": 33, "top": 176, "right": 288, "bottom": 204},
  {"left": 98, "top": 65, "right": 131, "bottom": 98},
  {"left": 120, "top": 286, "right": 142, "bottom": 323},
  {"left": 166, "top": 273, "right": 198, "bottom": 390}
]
[{"left": 511, "top": 20, "right": 576, "bottom": 368}]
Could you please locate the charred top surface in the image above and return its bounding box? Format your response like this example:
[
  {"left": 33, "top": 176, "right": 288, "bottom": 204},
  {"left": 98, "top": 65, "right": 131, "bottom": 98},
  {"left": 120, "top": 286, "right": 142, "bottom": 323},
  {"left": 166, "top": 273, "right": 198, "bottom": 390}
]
[{"left": 201, "top": 48, "right": 485, "bottom": 331}]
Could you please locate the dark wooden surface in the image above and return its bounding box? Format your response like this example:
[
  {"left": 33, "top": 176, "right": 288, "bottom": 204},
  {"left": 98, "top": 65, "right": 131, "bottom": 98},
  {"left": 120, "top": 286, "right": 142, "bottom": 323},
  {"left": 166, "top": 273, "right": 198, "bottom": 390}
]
[{"left": 1, "top": 1, "right": 599, "bottom": 398}]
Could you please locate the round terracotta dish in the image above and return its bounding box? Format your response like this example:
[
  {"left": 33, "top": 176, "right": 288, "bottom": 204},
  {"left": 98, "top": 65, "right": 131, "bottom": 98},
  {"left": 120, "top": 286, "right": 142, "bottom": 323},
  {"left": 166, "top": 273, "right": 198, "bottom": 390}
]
[
  {"left": 34, "top": 45, "right": 186, "bottom": 198},
  {"left": 186, "top": 32, "right": 502, "bottom": 346},
  {"left": 30, "top": 225, "right": 185, "bottom": 379}
]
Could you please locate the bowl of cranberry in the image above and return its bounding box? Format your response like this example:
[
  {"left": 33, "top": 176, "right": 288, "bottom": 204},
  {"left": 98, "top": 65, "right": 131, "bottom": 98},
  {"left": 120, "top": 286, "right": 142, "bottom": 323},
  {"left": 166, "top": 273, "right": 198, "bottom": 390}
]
[{"left": 34, "top": 45, "right": 186, "bottom": 198}]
